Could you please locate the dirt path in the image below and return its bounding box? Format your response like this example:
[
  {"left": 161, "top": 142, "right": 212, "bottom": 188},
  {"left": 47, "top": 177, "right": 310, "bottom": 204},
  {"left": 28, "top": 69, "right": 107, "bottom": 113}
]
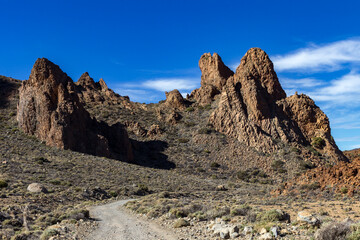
[{"left": 87, "top": 199, "right": 178, "bottom": 240}]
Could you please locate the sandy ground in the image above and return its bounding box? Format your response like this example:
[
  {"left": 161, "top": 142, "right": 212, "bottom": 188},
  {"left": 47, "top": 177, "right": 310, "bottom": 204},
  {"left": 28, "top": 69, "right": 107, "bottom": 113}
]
[{"left": 87, "top": 199, "right": 178, "bottom": 240}]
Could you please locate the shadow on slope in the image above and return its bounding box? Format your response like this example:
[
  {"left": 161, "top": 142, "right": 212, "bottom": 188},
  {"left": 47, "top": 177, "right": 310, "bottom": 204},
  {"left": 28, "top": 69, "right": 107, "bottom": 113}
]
[
  {"left": 131, "top": 139, "right": 176, "bottom": 170},
  {"left": 0, "top": 76, "right": 20, "bottom": 109}
]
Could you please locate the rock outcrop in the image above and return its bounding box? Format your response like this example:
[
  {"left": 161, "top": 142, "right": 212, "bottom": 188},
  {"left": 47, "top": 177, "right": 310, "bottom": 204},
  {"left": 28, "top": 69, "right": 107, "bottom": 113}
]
[
  {"left": 199, "top": 53, "right": 234, "bottom": 91},
  {"left": 17, "top": 58, "right": 132, "bottom": 161},
  {"left": 208, "top": 48, "right": 345, "bottom": 162},
  {"left": 165, "top": 89, "right": 186, "bottom": 110},
  {"left": 190, "top": 53, "right": 234, "bottom": 105},
  {"left": 75, "top": 72, "right": 125, "bottom": 105},
  {"left": 278, "top": 157, "right": 360, "bottom": 196}
]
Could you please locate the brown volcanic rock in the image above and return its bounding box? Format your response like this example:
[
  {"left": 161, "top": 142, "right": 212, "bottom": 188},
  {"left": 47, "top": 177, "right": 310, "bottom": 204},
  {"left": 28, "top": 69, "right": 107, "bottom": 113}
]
[
  {"left": 209, "top": 48, "right": 345, "bottom": 162},
  {"left": 17, "top": 58, "right": 132, "bottom": 161},
  {"left": 209, "top": 48, "right": 301, "bottom": 151},
  {"left": 75, "top": 73, "right": 124, "bottom": 105},
  {"left": 189, "top": 84, "right": 220, "bottom": 105},
  {"left": 165, "top": 89, "right": 186, "bottom": 110},
  {"left": 279, "top": 157, "right": 360, "bottom": 196},
  {"left": 199, "top": 53, "right": 233, "bottom": 91},
  {"left": 279, "top": 93, "right": 346, "bottom": 161},
  {"left": 344, "top": 148, "right": 360, "bottom": 160},
  {"left": 234, "top": 47, "right": 286, "bottom": 122},
  {"left": 190, "top": 53, "right": 233, "bottom": 105}
]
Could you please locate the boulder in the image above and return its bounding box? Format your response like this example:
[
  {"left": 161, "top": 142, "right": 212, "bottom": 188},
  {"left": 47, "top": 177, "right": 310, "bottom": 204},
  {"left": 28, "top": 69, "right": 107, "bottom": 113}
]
[
  {"left": 27, "top": 183, "right": 47, "bottom": 193},
  {"left": 297, "top": 211, "right": 321, "bottom": 226},
  {"left": 165, "top": 89, "right": 186, "bottom": 110}
]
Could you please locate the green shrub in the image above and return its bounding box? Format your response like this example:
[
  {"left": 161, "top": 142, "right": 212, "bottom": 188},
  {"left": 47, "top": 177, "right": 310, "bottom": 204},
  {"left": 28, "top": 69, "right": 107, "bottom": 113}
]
[
  {"left": 109, "top": 191, "right": 118, "bottom": 197},
  {"left": 178, "top": 138, "right": 189, "bottom": 143},
  {"left": 291, "top": 147, "right": 301, "bottom": 153},
  {"left": 231, "top": 205, "right": 251, "bottom": 216},
  {"left": 300, "top": 182, "right": 321, "bottom": 190},
  {"left": 299, "top": 161, "right": 316, "bottom": 170},
  {"left": 185, "top": 107, "right": 195, "bottom": 112},
  {"left": 40, "top": 228, "right": 58, "bottom": 240},
  {"left": 257, "top": 209, "right": 287, "bottom": 222},
  {"left": 184, "top": 122, "right": 196, "bottom": 127},
  {"left": 0, "top": 179, "right": 8, "bottom": 188},
  {"left": 272, "top": 160, "right": 286, "bottom": 173},
  {"left": 312, "top": 137, "right": 326, "bottom": 149},
  {"left": 204, "top": 104, "right": 212, "bottom": 110},
  {"left": 170, "top": 208, "right": 188, "bottom": 218},
  {"left": 34, "top": 157, "right": 50, "bottom": 164},
  {"left": 210, "top": 162, "right": 220, "bottom": 168},
  {"left": 348, "top": 223, "right": 360, "bottom": 240},
  {"left": 341, "top": 187, "right": 349, "bottom": 194},
  {"left": 49, "top": 179, "right": 61, "bottom": 185},
  {"left": 173, "top": 219, "right": 190, "bottom": 228},
  {"left": 236, "top": 168, "right": 268, "bottom": 182},
  {"left": 236, "top": 171, "right": 250, "bottom": 181},
  {"left": 198, "top": 128, "right": 212, "bottom": 134}
]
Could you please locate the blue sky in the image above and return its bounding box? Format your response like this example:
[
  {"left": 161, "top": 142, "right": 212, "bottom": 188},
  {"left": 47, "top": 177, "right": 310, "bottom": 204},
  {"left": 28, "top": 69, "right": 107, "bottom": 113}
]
[{"left": 1, "top": 0, "right": 360, "bottom": 150}]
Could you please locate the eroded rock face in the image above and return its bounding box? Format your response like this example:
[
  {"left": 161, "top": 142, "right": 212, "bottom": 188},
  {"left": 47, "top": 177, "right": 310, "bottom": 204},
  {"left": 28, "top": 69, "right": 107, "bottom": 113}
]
[
  {"left": 208, "top": 48, "right": 345, "bottom": 162},
  {"left": 17, "top": 58, "right": 132, "bottom": 161},
  {"left": 190, "top": 53, "right": 234, "bottom": 105},
  {"left": 199, "top": 53, "right": 234, "bottom": 91}
]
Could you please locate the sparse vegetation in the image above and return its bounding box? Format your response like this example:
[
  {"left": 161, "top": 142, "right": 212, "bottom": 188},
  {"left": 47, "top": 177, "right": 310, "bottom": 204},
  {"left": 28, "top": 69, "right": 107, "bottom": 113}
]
[
  {"left": 173, "top": 219, "right": 190, "bottom": 228},
  {"left": 312, "top": 137, "right": 326, "bottom": 149},
  {"left": 0, "top": 179, "right": 8, "bottom": 188},
  {"left": 185, "top": 106, "right": 195, "bottom": 112},
  {"left": 210, "top": 162, "right": 220, "bottom": 168}
]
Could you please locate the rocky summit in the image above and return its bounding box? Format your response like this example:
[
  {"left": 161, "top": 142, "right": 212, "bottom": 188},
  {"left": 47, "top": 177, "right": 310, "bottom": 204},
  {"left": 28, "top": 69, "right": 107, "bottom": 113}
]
[
  {"left": 17, "top": 58, "right": 132, "bottom": 161},
  {"left": 190, "top": 48, "right": 345, "bottom": 163}
]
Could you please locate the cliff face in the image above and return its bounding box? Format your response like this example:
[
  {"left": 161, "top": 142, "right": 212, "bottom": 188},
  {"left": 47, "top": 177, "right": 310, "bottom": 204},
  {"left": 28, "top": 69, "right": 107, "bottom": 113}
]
[
  {"left": 199, "top": 48, "right": 345, "bottom": 162},
  {"left": 17, "top": 58, "right": 132, "bottom": 161}
]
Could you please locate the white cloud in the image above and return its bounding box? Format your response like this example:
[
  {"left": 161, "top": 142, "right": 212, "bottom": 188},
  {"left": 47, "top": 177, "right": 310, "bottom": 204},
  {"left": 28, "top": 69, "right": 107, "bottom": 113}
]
[
  {"left": 272, "top": 39, "right": 360, "bottom": 72},
  {"left": 280, "top": 77, "right": 324, "bottom": 89},
  {"left": 141, "top": 78, "right": 199, "bottom": 92},
  {"left": 308, "top": 72, "right": 360, "bottom": 105},
  {"left": 114, "top": 88, "right": 163, "bottom": 103}
]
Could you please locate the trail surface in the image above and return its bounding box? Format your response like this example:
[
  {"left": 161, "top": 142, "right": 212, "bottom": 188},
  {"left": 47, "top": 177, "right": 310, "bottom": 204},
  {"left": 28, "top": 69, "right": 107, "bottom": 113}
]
[{"left": 88, "top": 199, "right": 178, "bottom": 240}]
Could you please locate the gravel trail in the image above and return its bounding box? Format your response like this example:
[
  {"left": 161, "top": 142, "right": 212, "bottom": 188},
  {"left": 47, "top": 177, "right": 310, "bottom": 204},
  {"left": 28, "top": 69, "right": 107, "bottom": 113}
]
[{"left": 88, "top": 199, "right": 178, "bottom": 240}]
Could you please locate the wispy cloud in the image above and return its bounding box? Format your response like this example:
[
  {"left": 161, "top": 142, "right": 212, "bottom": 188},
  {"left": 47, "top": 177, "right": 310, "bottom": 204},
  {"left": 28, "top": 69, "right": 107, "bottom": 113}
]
[
  {"left": 141, "top": 78, "right": 199, "bottom": 92},
  {"left": 272, "top": 39, "right": 360, "bottom": 72},
  {"left": 308, "top": 72, "right": 360, "bottom": 105},
  {"left": 281, "top": 77, "right": 324, "bottom": 89}
]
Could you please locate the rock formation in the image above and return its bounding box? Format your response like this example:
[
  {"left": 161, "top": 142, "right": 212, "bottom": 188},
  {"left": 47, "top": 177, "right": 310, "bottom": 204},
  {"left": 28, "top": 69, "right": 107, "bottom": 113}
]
[
  {"left": 199, "top": 53, "right": 234, "bottom": 91},
  {"left": 17, "top": 58, "right": 132, "bottom": 161},
  {"left": 165, "top": 89, "right": 186, "bottom": 110},
  {"left": 190, "top": 53, "right": 234, "bottom": 105},
  {"left": 75, "top": 72, "right": 125, "bottom": 105},
  {"left": 207, "top": 48, "right": 346, "bottom": 162}
]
